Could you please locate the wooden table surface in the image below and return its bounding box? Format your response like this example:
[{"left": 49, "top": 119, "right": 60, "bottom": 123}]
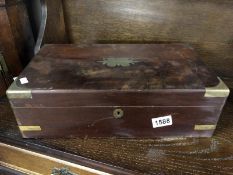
[{"left": 0, "top": 93, "right": 233, "bottom": 175}]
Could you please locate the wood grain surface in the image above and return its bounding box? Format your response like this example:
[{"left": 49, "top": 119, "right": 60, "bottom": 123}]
[
  {"left": 0, "top": 0, "right": 34, "bottom": 85},
  {"left": 16, "top": 44, "right": 220, "bottom": 90},
  {"left": 0, "top": 1, "right": 22, "bottom": 76},
  {"left": 43, "top": 0, "right": 68, "bottom": 44},
  {"left": 5, "top": 0, "right": 35, "bottom": 66},
  {"left": 1, "top": 92, "right": 233, "bottom": 174},
  {"left": 41, "top": 0, "right": 233, "bottom": 88}
]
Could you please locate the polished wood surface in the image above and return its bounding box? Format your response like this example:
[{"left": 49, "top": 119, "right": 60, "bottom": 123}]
[
  {"left": 18, "top": 44, "right": 219, "bottom": 90},
  {"left": 41, "top": 0, "right": 233, "bottom": 88},
  {"left": 1, "top": 93, "right": 233, "bottom": 174}
]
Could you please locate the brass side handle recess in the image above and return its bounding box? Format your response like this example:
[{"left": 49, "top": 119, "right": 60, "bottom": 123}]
[{"left": 113, "top": 108, "right": 124, "bottom": 119}]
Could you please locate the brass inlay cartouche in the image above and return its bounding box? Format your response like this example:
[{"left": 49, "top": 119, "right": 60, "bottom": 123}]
[
  {"left": 98, "top": 57, "right": 139, "bottom": 67},
  {"left": 205, "top": 77, "right": 230, "bottom": 97}
]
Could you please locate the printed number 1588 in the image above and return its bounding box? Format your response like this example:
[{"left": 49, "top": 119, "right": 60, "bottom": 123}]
[{"left": 151, "top": 115, "right": 173, "bottom": 128}]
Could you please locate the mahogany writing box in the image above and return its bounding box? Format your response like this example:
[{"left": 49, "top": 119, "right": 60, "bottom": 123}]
[{"left": 7, "top": 44, "right": 230, "bottom": 138}]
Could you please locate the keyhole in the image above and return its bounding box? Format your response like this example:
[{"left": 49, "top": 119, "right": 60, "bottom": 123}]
[{"left": 113, "top": 108, "right": 124, "bottom": 119}]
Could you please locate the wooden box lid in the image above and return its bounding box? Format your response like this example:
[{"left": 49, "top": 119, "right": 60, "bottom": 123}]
[{"left": 7, "top": 44, "right": 229, "bottom": 107}]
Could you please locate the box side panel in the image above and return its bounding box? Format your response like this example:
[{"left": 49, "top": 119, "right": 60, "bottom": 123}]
[{"left": 11, "top": 106, "right": 223, "bottom": 138}]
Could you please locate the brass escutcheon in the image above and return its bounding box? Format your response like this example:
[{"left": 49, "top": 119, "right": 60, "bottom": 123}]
[{"left": 113, "top": 108, "right": 124, "bottom": 119}]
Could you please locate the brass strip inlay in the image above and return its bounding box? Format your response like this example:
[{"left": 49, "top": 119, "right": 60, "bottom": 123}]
[
  {"left": 194, "top": 125, "right": 216, "bottom": 130},
  {"left": 19, "top": 126, "right": 41, "bottom": 131},
  {"left": 6, "top": 80, "right": 32, "bottom": 99},
  {"left": 205, "top": 77, "right": 230, "bottom": 97}
]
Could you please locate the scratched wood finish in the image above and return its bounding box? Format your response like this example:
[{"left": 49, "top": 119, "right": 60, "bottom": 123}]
[
  {"left": 1, "top": 93, "right": 233, "bottom": 174},
  {"left": 45, "top": 0, "right": 233, "bottom": 88}
]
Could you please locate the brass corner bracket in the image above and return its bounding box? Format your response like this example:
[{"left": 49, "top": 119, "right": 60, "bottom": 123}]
[
  {"left": 6, "top": 80, "right": 32, "bottom": 99},
  {"left": 194, "top": 125, "right": 216, "bottom": 130},
  {"left": 205, "top": 77, "right": 230, "bottom": 97}
]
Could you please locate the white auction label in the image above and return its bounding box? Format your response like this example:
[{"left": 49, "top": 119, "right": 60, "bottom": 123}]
[
  {"left": 152, "top": 115, "right": 173, "bottom": 128},
  {"left": 19, "top": 77, "right": 29, "bottom": 84}
]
